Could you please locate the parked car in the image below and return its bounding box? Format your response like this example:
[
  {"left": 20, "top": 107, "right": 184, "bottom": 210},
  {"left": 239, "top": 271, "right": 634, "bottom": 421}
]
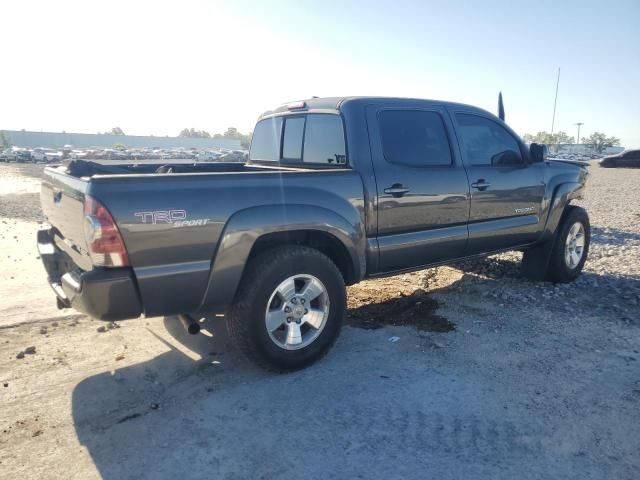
[
  {"left": 69, "top": 149, "right": 89, "bottom": 160},
  {"left": 32, "top": 148, "right": 64, "bottom": 163},
  {"left": 0, "top": 148, "right": 10, "bottom": 161},
  {"left": 220, "top": 150, "right": 249, "bottom": 162},
  {"left": 37, "top": 96, "right": 590, "bottom": 371},
  {"left": 1, "top": 146, "right": 32, "bottom": 162},
  {"left": 196, "top": 150, "right": 222, "bottom": 161},
  {"left": 599, "top": 149, "right": 640, "bottom": 168}
]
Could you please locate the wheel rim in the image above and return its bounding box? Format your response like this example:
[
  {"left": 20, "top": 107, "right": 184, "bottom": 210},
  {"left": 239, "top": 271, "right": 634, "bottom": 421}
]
[
  {"left": 264, "top": 274, "right": 330, "bottom": 350},
  {"left": 564, "top": 221, "right": 585, "bottom": 269}
]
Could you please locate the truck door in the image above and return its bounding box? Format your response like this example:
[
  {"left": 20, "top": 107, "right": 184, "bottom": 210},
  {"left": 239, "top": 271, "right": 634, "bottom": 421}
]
[
  {"left": 366, "top": 105, "right": 470, "bottom": 273},
  {"left": 452, "top": 112, "right": 546, "bottom": 254}
]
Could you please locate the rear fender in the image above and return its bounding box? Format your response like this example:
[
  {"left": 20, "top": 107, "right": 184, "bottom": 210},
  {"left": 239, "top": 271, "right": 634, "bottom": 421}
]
[{"left": 199, "top": 204, "right": 365, "bottom": 313}]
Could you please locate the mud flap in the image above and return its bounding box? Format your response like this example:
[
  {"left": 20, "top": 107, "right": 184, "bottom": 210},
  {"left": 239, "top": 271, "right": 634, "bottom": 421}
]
[{"left": 521, "top": 234, "right": 557, "bottom": 281}]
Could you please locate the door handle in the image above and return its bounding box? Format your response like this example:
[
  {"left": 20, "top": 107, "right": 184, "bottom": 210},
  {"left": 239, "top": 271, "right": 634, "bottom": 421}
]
[
  {"left": 384, "top": 184, "right": 410, "bottom": 197},
  {"left": 471, "top": 179, "right": 491, "bottom": 191}
]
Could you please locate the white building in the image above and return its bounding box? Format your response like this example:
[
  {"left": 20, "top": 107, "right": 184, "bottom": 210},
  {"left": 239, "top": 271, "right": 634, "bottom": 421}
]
[{"left": 1, "top": 130, "right": 242, "bottom": 150}]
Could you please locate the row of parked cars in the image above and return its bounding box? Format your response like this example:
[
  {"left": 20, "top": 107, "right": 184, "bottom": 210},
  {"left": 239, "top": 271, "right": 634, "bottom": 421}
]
[
  {"left": 547, "top": 152, "right": 603, "bottom": 161},
  {"left": 546, "top": 150, "right": 640, "bottom": 168},
  {"left": 0, "top": 146, "right": 249, "bottom": 163}
]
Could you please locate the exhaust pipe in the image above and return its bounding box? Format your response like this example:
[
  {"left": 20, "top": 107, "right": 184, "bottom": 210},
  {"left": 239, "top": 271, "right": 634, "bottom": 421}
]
[{"left": 178, "top": 314, "right": 200, "bottom": 335}]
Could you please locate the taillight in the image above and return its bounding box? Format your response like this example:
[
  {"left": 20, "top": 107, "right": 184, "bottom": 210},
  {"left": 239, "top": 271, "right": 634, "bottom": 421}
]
[{"left": 83, "top": 195, "right": 129, "bottom": 267}]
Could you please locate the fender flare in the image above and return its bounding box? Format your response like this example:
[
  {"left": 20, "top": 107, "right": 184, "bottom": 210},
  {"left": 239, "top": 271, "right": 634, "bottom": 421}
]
[
  {"left": 198, "top": 204, "right": 366, "bottom": 312},
  {"left": 541, "top": 181, "right": 585, "bottom": 242}
]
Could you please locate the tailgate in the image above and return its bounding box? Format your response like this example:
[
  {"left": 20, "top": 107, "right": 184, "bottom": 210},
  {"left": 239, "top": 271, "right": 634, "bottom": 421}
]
[{"left": 40, "top": 167, "right": 93, "bottom": 271}]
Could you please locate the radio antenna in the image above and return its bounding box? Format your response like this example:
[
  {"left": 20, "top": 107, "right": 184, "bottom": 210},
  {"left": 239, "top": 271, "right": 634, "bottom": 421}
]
[{"left": 498, "top": 92, "right": 505, "bottom": 121}]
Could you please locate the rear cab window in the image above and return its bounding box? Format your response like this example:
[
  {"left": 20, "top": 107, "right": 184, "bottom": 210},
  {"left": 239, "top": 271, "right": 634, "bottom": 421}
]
[
  {"left": 249, "top": 116, "right": 282, "bottom": 161},
  {"left": 282, "top": 117, "right": 305, "bottom": 160},
  {"left": 250, "top": 113, "right": 346, "bottom": 166}
]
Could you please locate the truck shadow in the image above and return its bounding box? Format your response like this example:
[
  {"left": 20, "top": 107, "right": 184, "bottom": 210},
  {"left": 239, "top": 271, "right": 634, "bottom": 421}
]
[
  {"left": 70, "top": 267, "right": 639, "bottom": 479},
  {"left": 71, "top": 314, "right": 275, "bottom": 478},
  {"left": 591, "top": 226, "right": 640, "bottom": 246},
  {"left": 72, "top": 315, "right": 253, "bottom": 429}
]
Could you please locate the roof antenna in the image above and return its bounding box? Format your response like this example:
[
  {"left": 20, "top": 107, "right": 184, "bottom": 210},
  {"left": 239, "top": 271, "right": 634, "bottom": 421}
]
[{"left": 498, "top": 91, "right": 505, "bottom": 121}]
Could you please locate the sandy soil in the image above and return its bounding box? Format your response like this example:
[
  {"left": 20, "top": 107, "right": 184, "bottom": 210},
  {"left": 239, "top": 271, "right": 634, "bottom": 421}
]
[{"left": 0, "top": 162, "right": 638, "bottom": 480}]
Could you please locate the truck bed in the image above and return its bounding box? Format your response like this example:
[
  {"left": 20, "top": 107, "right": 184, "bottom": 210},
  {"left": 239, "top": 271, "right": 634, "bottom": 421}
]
[
  {"left": 59, "top": 158, "right": 308, "bottom": 177},
  {"left": 39, "top": 159, "right": 364, "bottom": 318}
]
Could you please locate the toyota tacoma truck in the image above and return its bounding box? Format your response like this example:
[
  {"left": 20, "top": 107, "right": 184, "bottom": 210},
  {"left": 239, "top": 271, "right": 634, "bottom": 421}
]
[{"left": 38, "top": 96, "right": 590, "bottom": 370}]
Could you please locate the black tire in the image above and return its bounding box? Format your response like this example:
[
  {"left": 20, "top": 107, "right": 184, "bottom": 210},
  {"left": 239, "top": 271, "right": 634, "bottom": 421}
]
[
  {"left": 226, "top": 245, "right": 346, "bottom": 371},
  {"left": 545, "top": 206, "right": 590, "bottom": 283}
]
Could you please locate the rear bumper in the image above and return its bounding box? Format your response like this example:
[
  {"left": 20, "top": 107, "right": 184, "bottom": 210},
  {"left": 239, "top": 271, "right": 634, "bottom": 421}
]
[{"left": 37, "top": 228, "right": 143, "bottom": 321}]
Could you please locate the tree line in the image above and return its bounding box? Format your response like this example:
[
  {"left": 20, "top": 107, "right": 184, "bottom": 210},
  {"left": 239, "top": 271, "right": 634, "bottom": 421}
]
[
  {"left": 102, "top": 126, "right": 252, "bottom": 149},
  {"left": 522, "top": 131, "right": 620, "bottom": 153},
  {"left": 179, "top": 127, "right": 251, "bottom": 149}
]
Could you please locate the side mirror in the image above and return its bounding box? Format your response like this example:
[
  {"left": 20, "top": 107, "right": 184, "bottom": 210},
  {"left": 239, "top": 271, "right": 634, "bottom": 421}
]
[{"left": 529, "top": 143, "right": 547, "bottom": 163}]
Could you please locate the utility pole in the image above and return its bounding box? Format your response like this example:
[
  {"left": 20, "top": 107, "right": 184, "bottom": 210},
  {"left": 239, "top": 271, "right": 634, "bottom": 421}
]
[
  {"left": 551, "top": 67, "right": 561, "bottom": 134},
  {"left": 575, "top": 122, "right": 584, "bottom": 145}
]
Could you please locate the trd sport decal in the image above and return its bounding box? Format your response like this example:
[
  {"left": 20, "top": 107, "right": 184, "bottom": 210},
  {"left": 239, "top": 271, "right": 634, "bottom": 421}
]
[{"left": 134, "top": 210, "right": 210, "bottom": 227}]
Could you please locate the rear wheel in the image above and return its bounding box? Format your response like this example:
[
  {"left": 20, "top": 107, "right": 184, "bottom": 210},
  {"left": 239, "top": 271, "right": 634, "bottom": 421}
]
[{"left": 226, "top": 246, "right": 346, "bottom": 371}]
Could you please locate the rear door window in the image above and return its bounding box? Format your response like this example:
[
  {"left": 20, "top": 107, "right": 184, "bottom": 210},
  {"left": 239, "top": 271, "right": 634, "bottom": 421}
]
[{"left": 378, "top": 110, "right": 452, "bottom": 167}]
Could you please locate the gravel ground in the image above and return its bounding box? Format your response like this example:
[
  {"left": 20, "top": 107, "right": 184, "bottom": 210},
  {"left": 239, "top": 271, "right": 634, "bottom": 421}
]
[{"left": 0, "top": 162, "right": 639, "bottom": 480}]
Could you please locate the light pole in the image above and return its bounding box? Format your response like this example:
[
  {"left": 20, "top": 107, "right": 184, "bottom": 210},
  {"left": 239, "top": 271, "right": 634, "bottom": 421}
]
[
  {"left": 575, "top": 122, "right": 584, "bottom": 145},
  {"left": 551, "top": 68, "right": 561, "bottom": 134}
]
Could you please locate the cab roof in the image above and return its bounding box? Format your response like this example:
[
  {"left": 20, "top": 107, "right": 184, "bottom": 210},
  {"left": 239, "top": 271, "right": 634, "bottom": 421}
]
[{"left": 259, "top": 96, "right": 493, "bottom": 119}]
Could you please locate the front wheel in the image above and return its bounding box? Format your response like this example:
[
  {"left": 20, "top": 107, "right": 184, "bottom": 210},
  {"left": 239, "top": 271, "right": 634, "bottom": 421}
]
[
  {"left": 544, "top": 206, "right": 590, "bottom": 283},
  {"left": 226, "top": 246, "right": 346, "bottom": 371}
]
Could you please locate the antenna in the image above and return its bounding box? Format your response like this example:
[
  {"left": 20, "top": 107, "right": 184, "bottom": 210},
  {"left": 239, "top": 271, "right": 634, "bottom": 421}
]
[
  {"left": 551, "top": 67, "right": 560, "bottom": 134},
  {"left": 498, "top": 92, "right": 505, "bottom": 121}
]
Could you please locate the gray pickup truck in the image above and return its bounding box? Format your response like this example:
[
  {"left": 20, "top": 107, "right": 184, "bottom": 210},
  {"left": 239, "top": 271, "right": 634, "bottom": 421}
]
[{"left": 38, "top": 96, "right": 590, "bottom": 370}]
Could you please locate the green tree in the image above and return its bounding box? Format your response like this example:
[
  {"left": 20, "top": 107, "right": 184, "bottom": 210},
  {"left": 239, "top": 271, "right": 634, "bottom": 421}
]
[
  {"left": 179, "top": 128, "right": 211, "bottom": 138},
  {"left": 218, "top": 127, "right": 252, "bottom": 148},
  {"left": 522, "top": 131, "right": 575, "bottom": 145},
  {"left": 240, "top": 132, "right": 252, "bottom": 150},
  {"left": 0, "top": 130, "right": 10, "bottom": 148},
  {"left": 581, "top": 132, "right": 621, "bottom": 153},
  {"left": 552, "top": 131, "right": 575, "bottom": 145},
  {"left": 223, "top": 127, "right": 241, "bottom": 139}
]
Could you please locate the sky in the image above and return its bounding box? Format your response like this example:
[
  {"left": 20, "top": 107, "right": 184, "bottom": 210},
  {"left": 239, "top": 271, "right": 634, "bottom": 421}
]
[{"left": 1, "top": 0, "right": 639, "bottom": 147}]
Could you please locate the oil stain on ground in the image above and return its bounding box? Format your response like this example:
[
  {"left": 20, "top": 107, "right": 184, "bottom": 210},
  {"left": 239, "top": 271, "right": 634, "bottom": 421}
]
[{"left": 346, "top": 289, "right": 455, "bottom": 332}]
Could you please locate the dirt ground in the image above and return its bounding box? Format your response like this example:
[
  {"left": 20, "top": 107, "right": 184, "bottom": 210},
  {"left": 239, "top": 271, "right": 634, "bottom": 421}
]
[{"left": 0, "top": 162, "right": 639, "bottom": 479}]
